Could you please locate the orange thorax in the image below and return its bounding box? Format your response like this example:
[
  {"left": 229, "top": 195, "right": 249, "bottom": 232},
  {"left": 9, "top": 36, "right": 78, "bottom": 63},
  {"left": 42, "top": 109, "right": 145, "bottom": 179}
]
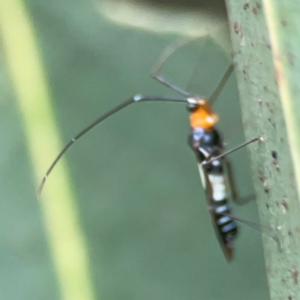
[{"left": 189, "top": 102, "right": 219, "bottom": 130}]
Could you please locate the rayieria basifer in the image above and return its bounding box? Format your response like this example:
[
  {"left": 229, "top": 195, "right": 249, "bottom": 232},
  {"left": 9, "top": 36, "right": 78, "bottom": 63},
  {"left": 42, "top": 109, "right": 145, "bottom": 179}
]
[{"left": 38, "top": 38, "right": 263, "bottom": 261}]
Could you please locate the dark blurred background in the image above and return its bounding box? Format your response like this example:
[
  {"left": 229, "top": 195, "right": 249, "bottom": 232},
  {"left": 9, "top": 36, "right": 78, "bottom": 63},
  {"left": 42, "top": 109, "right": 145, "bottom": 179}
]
[{"left": 0, "top": 0, "right": 269, "bottom": 299}]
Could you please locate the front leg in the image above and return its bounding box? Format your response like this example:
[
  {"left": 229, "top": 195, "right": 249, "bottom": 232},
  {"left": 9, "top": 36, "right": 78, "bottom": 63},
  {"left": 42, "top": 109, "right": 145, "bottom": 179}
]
[{"left": 201, "top": 137, "right": 261, "bottom": 166}]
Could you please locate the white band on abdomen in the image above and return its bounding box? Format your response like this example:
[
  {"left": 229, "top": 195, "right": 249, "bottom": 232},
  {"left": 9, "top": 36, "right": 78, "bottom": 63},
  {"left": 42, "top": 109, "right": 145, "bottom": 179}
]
[{"left": 208, "top": 174, "right": 227, "bottom": 201}]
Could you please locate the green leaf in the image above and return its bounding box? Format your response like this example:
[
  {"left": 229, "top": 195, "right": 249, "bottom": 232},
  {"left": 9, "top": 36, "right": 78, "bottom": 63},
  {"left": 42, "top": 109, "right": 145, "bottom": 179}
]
[{"left": 227, "top": 0, "right": 300, "bottom": 298}]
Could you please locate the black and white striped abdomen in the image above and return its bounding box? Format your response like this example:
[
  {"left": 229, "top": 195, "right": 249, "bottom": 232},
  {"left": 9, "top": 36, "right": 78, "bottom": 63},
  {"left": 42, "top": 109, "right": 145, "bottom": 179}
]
[
  {"left": 208, "top": 172, "right": 238, "bottom": 247},
  {"left": 189, "top": 128, "right": 238, "bottom": 259}
]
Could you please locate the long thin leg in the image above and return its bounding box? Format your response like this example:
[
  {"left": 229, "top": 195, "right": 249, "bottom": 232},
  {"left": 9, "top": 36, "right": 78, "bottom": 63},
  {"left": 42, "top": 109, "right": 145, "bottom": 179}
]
[
  {"left": 151, "top": 38, "right": 235, "bottom": 103},
  {"left": 38, "top": 94, "right": 187, "bottom": 197},
  {"left": 226, "top": 160, "right": 255, "bottom": 205},
  {"left": 219, "top": 211, "right": 283, "bottom": 252},
  {"left": 202, "top": 137, "right": 261, "bottom": 166},
  {"left": 209, "top": 64, "right": 234, "bottom": 106},
  {"left": 151, "top": 38, "right": 198, "bottom": 97}
]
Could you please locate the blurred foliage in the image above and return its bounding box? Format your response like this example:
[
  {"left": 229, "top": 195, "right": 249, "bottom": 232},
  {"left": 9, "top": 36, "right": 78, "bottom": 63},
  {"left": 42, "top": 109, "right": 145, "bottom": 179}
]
[{"left": 0, "top": 0, "right": 269, "bottom": 299}]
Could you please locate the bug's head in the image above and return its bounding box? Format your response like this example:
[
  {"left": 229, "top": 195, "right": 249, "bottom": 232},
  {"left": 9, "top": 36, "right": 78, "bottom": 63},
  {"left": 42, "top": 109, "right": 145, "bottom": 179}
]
[{"left": 186, "top": 96, "right": 205, "bottom": 112}]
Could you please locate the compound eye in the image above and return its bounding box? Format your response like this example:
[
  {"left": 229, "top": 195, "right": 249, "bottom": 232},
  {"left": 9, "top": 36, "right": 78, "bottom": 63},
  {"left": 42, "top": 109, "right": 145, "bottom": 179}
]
[{"left": 186, "top": 103, "right": 198, "bottom": 112}]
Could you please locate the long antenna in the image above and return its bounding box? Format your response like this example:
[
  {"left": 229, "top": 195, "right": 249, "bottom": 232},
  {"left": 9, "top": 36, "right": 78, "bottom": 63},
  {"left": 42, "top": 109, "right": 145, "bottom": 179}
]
[
  {"left": 209, "top": 64, "right": 234, "bottom": 106},
  {"left": 37, "top": 95, "right": 186, "bottom": 197}
]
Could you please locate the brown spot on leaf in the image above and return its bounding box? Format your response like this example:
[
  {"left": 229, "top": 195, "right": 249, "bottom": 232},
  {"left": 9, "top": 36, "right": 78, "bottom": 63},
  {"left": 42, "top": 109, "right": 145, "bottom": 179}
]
[
  {"left": 280, "top": 200, "right": 288, "bottom": 213},
  {"left": 268, "top": 117, "right": 276, "bottom": 128},
  {"left": 233, "top": 22, "right": 243, "bottom": 40},
  {"left": 252, "top": 7, "right": 258, "bottom": 14},
  {"left": 244, "top": 2, "right": 249, "bottom": 10},
  {"left": 233, "top": 22, "right": 239, "bottom": 34},
  {"left": 281, "top": 20, "right": 287, "bottom": 27},
  {"left": 292, "top": 266, "right": 298, "bottom": 284},
  {"left": 258, "top": 171, "right": 265, "bottom": 183}
]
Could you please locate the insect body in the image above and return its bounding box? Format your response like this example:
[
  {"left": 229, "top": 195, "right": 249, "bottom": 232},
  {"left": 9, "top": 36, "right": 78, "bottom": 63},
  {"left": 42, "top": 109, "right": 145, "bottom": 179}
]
[
  {"left": 187, "top": 98, "right": 238, "bottom": 260},
  {"left": 38, "top": 39, "right": 259, "bottom": 260}
]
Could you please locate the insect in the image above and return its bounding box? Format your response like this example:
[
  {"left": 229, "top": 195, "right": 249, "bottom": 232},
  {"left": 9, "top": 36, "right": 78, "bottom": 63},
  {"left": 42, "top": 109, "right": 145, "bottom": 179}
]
[
  {"left": 188, "top": 97, "right": 259, "bottom": 260},
  {"left": 38, "top": 39, "right": 259, "bottom": 261}
]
